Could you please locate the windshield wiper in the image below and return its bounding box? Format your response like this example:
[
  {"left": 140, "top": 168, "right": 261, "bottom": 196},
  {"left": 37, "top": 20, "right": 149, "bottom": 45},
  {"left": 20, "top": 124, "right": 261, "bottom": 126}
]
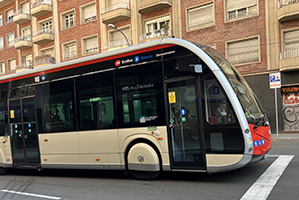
[{"left": 253, "top": 115, "right": 267, "bottom": 130}]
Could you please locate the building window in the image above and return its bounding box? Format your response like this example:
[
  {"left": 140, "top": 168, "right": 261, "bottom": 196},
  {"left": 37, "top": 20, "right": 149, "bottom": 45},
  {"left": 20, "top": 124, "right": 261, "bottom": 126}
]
[
  {"left": 281, "top": 29, "right": 299, "bottom": 60},
  {"left": 6, "top": 33, "right": 14, "bottom": 47},
  {"left": 83, "top": 35, "right": 98, "bottom": 54},
  {"left": 6, "top": 8, "right": 13, "bottom": 23},
  {"left": 187, "top": 3, "right": 214, "bottom": 30},
  {"left": 63, "top": 41, "right": 77, "bottom": 59},
  {"left": 21, "top": 1, "right": 30, "bottom": 14},
  {"left": 8, "top": 59, "right": 16, "bottom": 73},
  {"left": 40, "top": 19, "right": 53, "bottom": 32},
  {"left": 108, "top": 27, "right": 131, "bottom": 48},
  {"left": 41, "top": 47, "right": 54, "bottom": 57},
  {"left": 0, "top": 14, "right": 3, "bottom": 26},
  {"left": 144, "top": 16, "right": 171, "bottom": 40},
  {"left": 22, "top": 54, "right": 33, "bottom": 68},
  {"left": 226, "top": 0, "right": 257, "bottom": 21},
  {"left": 227, "top": 37, "right": 259, "bottom": 65},
  {"left": 0, "top": 37, "right": 3, "bottom": 50},
  {"left": 81, "top": 2, "right": 96, "bottom": 23},
  {"left": 21, "top": 26, "right": 31, "bottom": 40},
  {"left": 0, "top": 62, "right": 5, "bottom": 74},
  {"left": 62, "top": 10, "right": 76, "bottom": 30}
]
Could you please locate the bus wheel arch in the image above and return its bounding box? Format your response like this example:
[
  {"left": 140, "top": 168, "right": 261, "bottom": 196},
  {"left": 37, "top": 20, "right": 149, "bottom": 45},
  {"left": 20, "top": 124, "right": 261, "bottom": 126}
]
[{"left": 125, "top": 139, "right": 162, "bottom": 180}]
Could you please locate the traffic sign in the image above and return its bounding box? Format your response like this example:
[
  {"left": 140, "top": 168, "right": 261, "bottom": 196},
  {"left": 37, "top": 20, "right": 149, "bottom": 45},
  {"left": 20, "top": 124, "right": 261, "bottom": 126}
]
[{"left": 269, "top": 72, "right": 281, "bottom": 89}]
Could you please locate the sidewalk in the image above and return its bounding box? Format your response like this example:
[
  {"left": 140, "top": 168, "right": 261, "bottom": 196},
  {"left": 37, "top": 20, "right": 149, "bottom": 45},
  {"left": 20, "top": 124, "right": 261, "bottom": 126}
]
[{"left": 272, "top": 133, "right": 299, "bottom": 141}]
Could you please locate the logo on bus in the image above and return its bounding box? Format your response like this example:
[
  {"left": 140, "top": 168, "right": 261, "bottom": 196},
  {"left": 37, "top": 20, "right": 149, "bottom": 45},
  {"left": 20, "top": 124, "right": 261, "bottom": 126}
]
[{"left": 115, "top": 60, "right": 121, "bottom": 67}]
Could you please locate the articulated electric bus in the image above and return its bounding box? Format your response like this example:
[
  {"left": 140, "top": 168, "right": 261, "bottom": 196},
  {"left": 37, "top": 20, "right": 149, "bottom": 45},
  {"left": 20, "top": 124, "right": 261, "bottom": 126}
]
[{"left": 0, "top": 38, "right": 272, "bottom": 179}]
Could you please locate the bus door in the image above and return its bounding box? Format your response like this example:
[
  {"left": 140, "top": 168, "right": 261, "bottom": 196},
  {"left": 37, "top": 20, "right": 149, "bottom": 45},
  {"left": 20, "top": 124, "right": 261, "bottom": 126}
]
[
  {"left": 166, "top": 77, "right": 205, "bottom": 169},
  {"left": 9, "top": 97, "right": 40, "bottom": 166}
]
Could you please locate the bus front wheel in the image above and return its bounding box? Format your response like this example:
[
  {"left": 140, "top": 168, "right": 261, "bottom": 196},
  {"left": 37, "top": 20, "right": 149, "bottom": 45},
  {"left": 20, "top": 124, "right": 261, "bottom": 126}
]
[
  {"left": 0, "top": 167, "right": 6, "bottom": 175},
  {"left": 127, "top": 143, "right": 161, "bottom": 180}
]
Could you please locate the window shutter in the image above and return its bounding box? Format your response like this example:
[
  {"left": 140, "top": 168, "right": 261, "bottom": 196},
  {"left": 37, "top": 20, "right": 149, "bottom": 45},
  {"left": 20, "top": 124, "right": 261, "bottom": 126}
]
[
  {"left": 110, "top": 27, "right": 130, "bottom": 43},
  {"left": 188, "top": 3, "right": 214, "bottom": 29},
  {"left": 9, "top": 59, "right": 16, "bottom": 71},
  {"left": 227, "top": 0, "right": 257, "bottom": 11},
  {"left": 227, "top": 38, "right": 259, "bottom": 65},
  {"left": 284, "top": 29, "right": 299, "bottom": 50},
  {"left": 85, "top": 36, "right": 98, "bottom": 50},
  {"left": 22, "top": 1, "right": 30, "bottom": 13},
  {"left": 83, "top": 3, "right": 96, "bottom": 21}
]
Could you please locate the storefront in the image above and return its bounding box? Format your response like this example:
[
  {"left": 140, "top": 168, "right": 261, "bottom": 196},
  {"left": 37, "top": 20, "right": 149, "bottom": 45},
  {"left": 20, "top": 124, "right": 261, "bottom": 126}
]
[
  {"left": 281, "top": 71, "right": 299, "bottom": 133},
  {"left": 282, "top": 86, "right": 299, "bottom": 132}
]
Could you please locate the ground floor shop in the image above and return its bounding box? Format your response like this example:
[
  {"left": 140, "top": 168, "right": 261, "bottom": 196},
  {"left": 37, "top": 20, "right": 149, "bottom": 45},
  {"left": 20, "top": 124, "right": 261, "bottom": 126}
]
[{"left": 244, "top": 71, "right": 299, "bottom": 134}]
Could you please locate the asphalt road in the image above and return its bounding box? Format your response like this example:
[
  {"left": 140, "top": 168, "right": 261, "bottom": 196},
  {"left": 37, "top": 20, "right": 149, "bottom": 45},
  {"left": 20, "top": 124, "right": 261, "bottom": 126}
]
[{"left": 0, "top": 140, "right": 298, "bottom": 200}]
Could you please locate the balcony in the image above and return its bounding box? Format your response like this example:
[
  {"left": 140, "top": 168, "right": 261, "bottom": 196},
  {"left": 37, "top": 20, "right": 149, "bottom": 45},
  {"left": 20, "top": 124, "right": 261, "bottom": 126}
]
[
  {"left": 278, "top": 0, "right": 299, "bottom": 22},
  {"left": 31, "top": 0, "right": 53, "bottom": 17},
  {"left": 101, "top": 2, "right": 131, "bottom": 24},
  {"left": 139, "top": 29, "right": 172, "bottom": 43},
  {"left": 280, "top": 49, "right": 299, "bottom": 71},
  {"left": 16, "top": 63, "right": 33, "bottom": 72},
  {"left": 137, "top": 0, "right": 172, "bottom": 14},
  {"left": 13, "top": 9, "right": 31, "bottom": 24},
  {"left": 0, "top": 0, "right": 14, "bottom": 8},
  {"left": 14, "top": 36, "right": 33, "bottom": 50},
  {"left": 32, "top": 29, "right": 54, "bottom": 45},
  {"left": 34, "top": 54, "right": 55, "bottom": 68}
]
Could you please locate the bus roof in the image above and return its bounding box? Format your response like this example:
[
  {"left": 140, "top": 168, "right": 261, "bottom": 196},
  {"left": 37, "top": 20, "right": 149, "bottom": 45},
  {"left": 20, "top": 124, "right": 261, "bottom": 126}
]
[{"left": 0, "top": 38, "right": 219, "bottom": 83}]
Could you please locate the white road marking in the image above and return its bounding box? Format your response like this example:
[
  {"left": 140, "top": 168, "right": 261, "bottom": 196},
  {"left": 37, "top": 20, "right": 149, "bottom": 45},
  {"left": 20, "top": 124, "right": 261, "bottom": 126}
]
[
  {"left": 1, "top": 189, "right": 61, "bottom": 200},
  {"left": 241, "top": 155, "right": 294, "bottom": 200}
]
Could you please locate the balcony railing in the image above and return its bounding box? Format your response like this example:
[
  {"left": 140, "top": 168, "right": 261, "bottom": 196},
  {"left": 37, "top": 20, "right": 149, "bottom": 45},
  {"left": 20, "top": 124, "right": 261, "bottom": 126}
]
[
  {"left": 139, "top": 29, "right": 172, "bottom": 41},
  {"left": 35, "top": 54, "right": 55, "bottom": 66},
  {"left": 15, "top": 35, "right": 31, "bottom": 43},
  {"left": 17, "top": 63, "right": 33, "bottom": 70},
  {"left": 279, "top": 0, "right": 299, "bottom": 8},
  {"left": 102, "top": 2, "right": 130, "bottom": 14},
  {"left": 31, "top": 0, "right": 52, "bottom": 8},
  {"left": 280, "top": 49, "right": 299, "bottom": 60},
  {"left": 33, "top": 29, "right": 53, "bottom": 37},
  {"left": 14, "top": 8, "right": 30, "bottom": 15}
]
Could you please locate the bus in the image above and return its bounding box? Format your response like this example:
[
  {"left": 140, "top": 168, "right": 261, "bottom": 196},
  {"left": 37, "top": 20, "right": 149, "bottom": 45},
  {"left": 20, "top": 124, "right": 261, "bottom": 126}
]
[{"left": 0, "top": 38, "right": 272, "bottom": 179}]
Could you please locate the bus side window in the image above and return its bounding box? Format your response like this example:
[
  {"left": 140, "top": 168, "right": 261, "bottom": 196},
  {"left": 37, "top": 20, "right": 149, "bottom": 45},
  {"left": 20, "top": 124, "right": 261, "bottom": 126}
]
[
  {"left": 203, "top": 79, "right": 235, "bottom": 125},
  {"left": 116, "top": 63, "right": 165, "bottom": 127},
  {"left": 36, "top": 79, "right": 75, "bottom": 133},
  {"left": 76, "top": 72, "right": 115, "bottom": 131}
]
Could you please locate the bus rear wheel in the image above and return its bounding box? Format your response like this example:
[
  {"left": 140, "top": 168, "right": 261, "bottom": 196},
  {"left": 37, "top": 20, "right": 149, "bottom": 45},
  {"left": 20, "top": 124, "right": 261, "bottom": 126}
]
[{"left": 127, "top": 143, "right": 161, "bottom": 180}]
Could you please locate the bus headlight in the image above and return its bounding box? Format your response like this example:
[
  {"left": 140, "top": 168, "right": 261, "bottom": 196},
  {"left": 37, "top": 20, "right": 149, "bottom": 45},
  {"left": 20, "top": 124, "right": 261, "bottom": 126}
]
[{"left": 247, "top": 138, "right": 253, "bottom": 144}]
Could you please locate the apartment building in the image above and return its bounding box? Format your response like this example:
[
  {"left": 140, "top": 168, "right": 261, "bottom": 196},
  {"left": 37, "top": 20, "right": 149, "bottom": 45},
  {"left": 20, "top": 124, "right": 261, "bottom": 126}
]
[{"left": 0, "top": 0, "right": 298, "bottom": 133}]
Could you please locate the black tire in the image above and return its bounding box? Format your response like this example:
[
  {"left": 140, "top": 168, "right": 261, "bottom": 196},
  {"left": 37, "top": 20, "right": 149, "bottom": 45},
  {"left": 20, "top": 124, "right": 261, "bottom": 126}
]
[
  {"left": 130, "top": 170, "right": 160, "bottom": 180},
  {"left": 0, "top": 167, "right": 6, "bottom": 175}
]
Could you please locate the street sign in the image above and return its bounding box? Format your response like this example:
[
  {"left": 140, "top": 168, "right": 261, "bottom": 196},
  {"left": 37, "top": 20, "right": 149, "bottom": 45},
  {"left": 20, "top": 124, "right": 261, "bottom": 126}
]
[{"left": 269, "top": 72, "right": 281, "bottom": 89}]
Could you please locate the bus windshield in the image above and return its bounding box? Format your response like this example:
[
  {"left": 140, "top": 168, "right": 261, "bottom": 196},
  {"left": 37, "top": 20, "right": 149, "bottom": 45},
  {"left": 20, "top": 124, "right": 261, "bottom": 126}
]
[{"left": 199, "top": 45, "right": 264, "bottom": 122}]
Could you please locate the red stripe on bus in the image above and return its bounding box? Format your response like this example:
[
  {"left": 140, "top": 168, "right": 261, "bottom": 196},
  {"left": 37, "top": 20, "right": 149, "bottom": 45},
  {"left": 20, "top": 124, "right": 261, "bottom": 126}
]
[{"left": 0, "top": 44, "right": 175, "bottom": 84}]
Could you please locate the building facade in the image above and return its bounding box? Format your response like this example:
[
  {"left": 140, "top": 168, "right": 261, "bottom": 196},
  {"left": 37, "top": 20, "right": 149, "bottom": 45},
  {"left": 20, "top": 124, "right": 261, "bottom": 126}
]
[{"left": 0, "top": 0, "right": 298, "bottom": 133}]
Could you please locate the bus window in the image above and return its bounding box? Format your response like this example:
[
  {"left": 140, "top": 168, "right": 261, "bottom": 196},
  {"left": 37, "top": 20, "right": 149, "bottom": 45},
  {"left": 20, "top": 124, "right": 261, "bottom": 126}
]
[
  {"left": 203, "top": 79, "right": 235, "bottom": 125},
  {"left": 36, "top": 79, "right": 75, "bottom": 133},
  {"left": 116, "top": 63, "right": 165, "bottom": 127},
  {"left": 76, "top": 72, "right": 115, "bottom": 130},
  {"left": 0, "top": 91, "right": 8, "bottom": 136}
]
